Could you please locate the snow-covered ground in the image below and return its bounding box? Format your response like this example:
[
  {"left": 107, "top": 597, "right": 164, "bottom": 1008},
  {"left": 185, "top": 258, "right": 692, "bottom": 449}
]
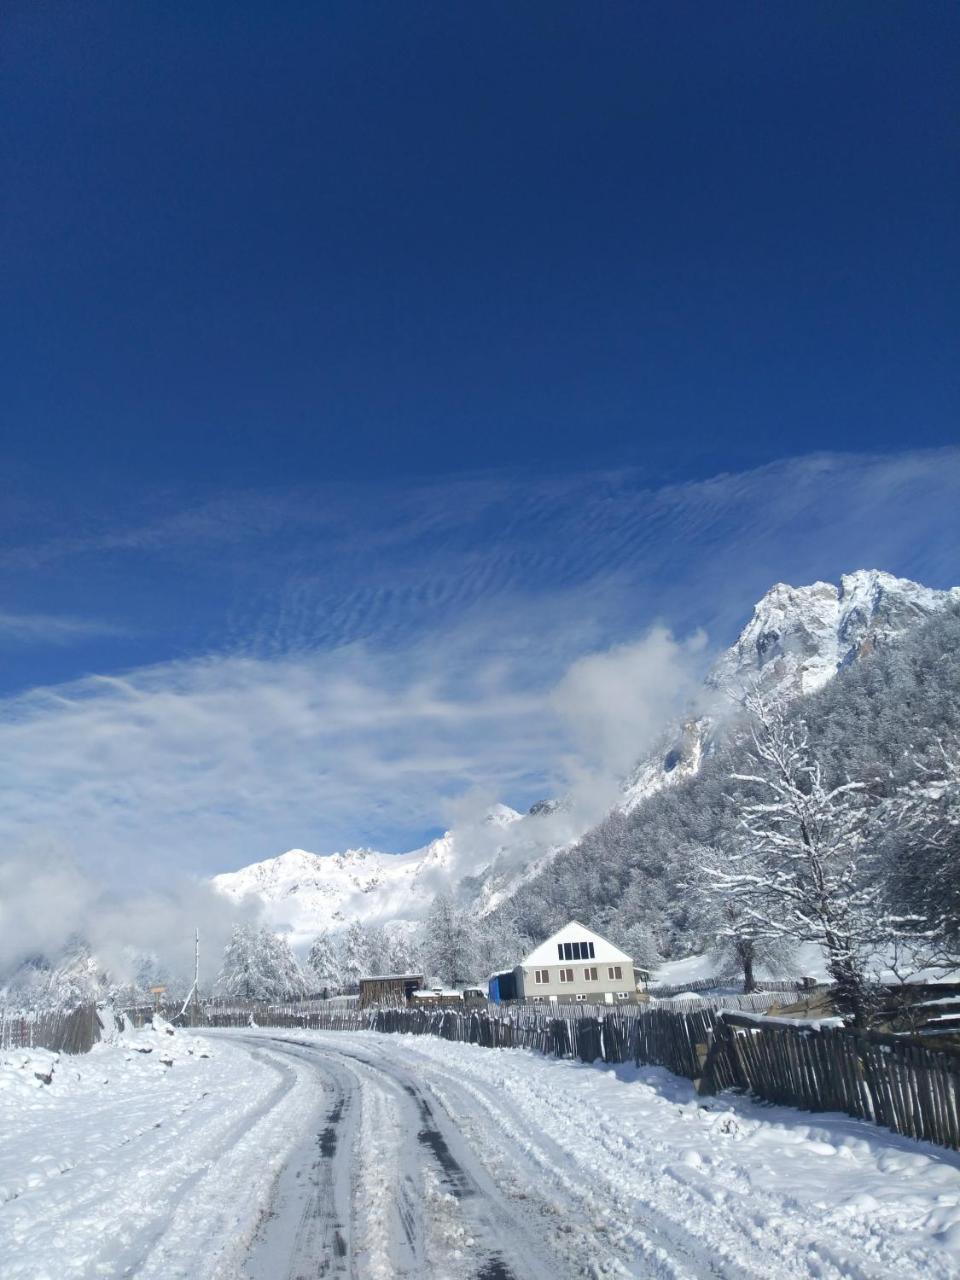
[
  {"left": 3, "top": 1024, "right": 960, "bottom": 1278},
  {"left": 0, "top": 1020, "right": 322, "bottom": 1280},
  {"left": 651, "top": 944, "right": 960, "bottom": 991},
  {"left": 650, "top": 944, "right": 830, "bottom": 990}
]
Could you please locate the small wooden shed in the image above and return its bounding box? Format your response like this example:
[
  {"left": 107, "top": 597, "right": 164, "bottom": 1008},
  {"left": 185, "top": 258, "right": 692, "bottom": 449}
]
[{"left": 358, "top": 974, "right": 424, "bottom": 1009}]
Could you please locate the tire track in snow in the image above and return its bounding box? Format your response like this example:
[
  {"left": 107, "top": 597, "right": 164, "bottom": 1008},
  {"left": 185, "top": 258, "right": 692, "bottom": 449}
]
[{"left": 233, "top": 1035, "right": 566, "bottom": 1280}]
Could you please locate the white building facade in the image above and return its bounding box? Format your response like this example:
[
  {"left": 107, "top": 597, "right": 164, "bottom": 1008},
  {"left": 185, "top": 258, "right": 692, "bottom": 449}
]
[{"left": 514, "top": 921, "right": 636, "bottom": 1004}]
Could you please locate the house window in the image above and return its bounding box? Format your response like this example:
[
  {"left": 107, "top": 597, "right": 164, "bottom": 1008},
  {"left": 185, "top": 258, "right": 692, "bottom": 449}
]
[
  {"left": 616, "top": 991, "right": 630, "bottom": 1000},
  {"left": 534, "top": 969, "right": 549, "bottom": 984},
  {"left": 608, "top": 965, "right": 623, "bottom": 980},
  {"left": 587, "top": 941, "right": 595, "bottom": 958},
  {"left": 575, "top": 993, "right": 586, "bottom": 1001},
  {"left": 584, "top": 967, "right": 598, "bottom": 981},
  {"left": 572, "top": 942, "right": 581, "bottom": 960},
  {"left": 562, "top": 942, "right": 572, "bottom": 960},
  {"left": 557, "top": 944, "right": 564, "bottom": 960},
  {"left": 558, "top": 968, "right": 574, "bottom": 983}
]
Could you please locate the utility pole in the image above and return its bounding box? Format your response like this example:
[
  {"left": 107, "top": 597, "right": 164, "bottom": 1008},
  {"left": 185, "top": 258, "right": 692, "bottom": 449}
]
[
  {"left": 178, "top": 927, "right": 202, "bottom": 1026},
  {"left": 193, "top": 927, "right": 201, "bottom": 1025}
]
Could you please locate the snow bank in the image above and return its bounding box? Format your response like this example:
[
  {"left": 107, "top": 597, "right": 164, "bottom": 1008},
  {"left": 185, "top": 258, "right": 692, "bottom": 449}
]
[{"left": 0, "top": 1022, "right": 317, "bottom": 1278}]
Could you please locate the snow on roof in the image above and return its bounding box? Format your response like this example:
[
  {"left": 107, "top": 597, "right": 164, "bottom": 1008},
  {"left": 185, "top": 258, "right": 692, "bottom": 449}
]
[
  {"left": 521, "top": 920, "right": 633, "bottom": 967},
  {"left": 359, "top": 974, "right": 423, "bottom": 981}
]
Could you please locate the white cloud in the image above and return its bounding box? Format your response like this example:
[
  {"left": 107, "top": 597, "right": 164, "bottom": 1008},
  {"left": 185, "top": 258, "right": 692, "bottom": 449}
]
[
  {"left": 0, "top": 850, "right": 252, "bottom": 985},
  {"left": 0, "top": 607, "right": 708, "bottom": 894},
  {"left": 551, "top": 627, "right": 707, "bottom": 779},
  {"left": 0, "top": 635, "right": 564, "bottom": 883},
  {"left": 0, "top": 610, "right": 124, "bottom": 645}
]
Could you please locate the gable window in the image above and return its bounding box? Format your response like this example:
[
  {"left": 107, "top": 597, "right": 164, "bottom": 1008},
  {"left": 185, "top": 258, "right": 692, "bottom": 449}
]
[
  {"left": 584, "top": 966, "right": 598, "bottom": 981},
  {"left": 556, "top": 938, "right": 595, "bottom": 962},
  {"left": 558, "top": 968, "right": 574, "bottom": 983},
  {"left": 534, "top": 969, "right": 549, "bottom": 984},
  {"left": 608, "top": 965, "right": 623, "bottom": 980}
]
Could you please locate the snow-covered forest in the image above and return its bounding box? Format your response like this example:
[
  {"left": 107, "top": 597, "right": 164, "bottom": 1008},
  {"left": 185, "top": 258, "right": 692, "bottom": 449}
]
[{"left": 489, "top": 603, "right": 960, "bottom": 992}]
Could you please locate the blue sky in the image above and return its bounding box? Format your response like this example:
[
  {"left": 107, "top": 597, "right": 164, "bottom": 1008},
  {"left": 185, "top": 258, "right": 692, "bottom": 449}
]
[{"left": 1, "top": 6, "right": 958, "bottom": 882}]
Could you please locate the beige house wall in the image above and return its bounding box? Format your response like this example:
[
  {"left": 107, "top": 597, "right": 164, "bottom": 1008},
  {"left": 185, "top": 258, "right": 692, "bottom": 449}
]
[{"left": 514, "top": 961, "right": 635, "bottom": 1003}]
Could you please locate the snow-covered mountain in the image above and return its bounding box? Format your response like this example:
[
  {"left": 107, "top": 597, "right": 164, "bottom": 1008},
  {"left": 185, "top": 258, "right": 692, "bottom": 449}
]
[
  {"left": 620, "top": 570, "right": 959, "bottom": 810},
  {"left": 213, "top": 805, "right": 523, "bottom": 947},
  {"left": 214, "top": 570, "right": 958, "bottom": 941},
  {"left": 709, "top": 570, "right": 959, "bottom": 698}
]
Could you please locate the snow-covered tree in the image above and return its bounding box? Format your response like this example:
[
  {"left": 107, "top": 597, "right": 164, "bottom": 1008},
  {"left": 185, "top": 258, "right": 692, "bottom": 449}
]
[
  {"left": 386, "top": 928, "right": 421, "bottom": 976},
  {"left": 422, "top": 894, "right": 475, "bottom": 986},
  {"left": 616, "top": 921, "right": 663, "bottom": 975},
  {"left": 215, "top": 924, "right": 306, "bottom": 1001},
  {"left": 362, "top": 925, "right": 392, "bottom": 976},
  {"left": 473, "top": 908, "right": 528, "bottom": 979},
  {"left": 700, "top": 695, "right": 886, "bottom": 1024},
  {"left": 686, "top": 828, "right": 793, "bottom": 992},
  {"left": 336, "top": 921, "right": 368, "bottom": 992},
  {"left": 306, "top": 931, "right": 341, "bottom": 996},
  {"left": 889, "top": 737, "right": 960, "bottom": 951}
]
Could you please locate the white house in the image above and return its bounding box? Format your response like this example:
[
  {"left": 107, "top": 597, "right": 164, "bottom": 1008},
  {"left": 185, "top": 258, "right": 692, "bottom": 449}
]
[{"left": 513, "top": 921, "right": 636, "bottom": 1004}]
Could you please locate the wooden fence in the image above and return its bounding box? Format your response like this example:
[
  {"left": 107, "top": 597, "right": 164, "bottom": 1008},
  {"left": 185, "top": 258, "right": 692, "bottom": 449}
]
[
  {"left": 372, "top": 1006, "right": 637, "bottom": 1065},
  {"left": 0, "top": 1005, "right": 101, "bottom": 1055},
  {"left": 701, "top": 1012, "right": 960, "bottom": 1150},
  {"left": 648, "top": 991, "right": 806, "bottom": 1013},
  {"left": 648, "top": 974, "right": 818, "bottom": 999},
  {"left": 206, "top": 1005, "right": 370, "bottom": 1032}
]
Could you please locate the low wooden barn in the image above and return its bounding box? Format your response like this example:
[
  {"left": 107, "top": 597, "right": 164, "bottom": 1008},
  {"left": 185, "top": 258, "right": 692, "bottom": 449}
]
[{"left": 358, "top": 974, "right": 424, "bottom": 1009}]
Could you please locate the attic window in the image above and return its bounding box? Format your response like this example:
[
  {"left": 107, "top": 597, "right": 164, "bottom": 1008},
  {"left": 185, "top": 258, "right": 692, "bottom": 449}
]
[{"left": 561, "top": 940, "right": 596, "bottom": 961}]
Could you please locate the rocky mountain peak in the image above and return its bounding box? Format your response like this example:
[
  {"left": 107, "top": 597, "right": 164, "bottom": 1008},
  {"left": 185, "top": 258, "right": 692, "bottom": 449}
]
[{"left": 708, "top": 570, "right": 957, "bottom": 700}]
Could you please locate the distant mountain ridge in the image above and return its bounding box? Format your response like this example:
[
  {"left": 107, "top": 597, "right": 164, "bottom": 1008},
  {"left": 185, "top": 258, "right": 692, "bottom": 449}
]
[
  {"left": 212, "top": 805, "right": 522, "bottom": 947},
  {"left": 213, "top": 570, "right": 959, "bottom": 943},
  {"left": 620, "top": 570, "right": 959, "bottom": 810}
]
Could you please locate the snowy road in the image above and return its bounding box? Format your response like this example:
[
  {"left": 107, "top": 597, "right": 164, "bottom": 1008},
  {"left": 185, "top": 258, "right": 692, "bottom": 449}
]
[
  {"left": 239, "top": 1034, "right": 569, "bottom": 1279},
  {"left": 4, "top": 1024, "right": 960, "bottom": 1279},
  {"left": 232, "top": 1030, "right": 960, "bottom": 1280}
]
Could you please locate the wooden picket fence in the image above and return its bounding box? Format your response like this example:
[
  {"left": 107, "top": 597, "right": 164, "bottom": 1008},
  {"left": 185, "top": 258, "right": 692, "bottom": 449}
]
[
  {"left": 185, "top": 1003, "right": 371, "bottom": 1033},
  {"left": 372, "top": 1006, "right": 637, "bottom": 1065},
  {"left": 701, "top": 1012, "right": 960, "bottom": 1150},
  {"left": 648, "top": 974, "right": 817, "bottom": 999},
  {"left": 0, "top": 1005, "right": 101, "bottom": 1055}
]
